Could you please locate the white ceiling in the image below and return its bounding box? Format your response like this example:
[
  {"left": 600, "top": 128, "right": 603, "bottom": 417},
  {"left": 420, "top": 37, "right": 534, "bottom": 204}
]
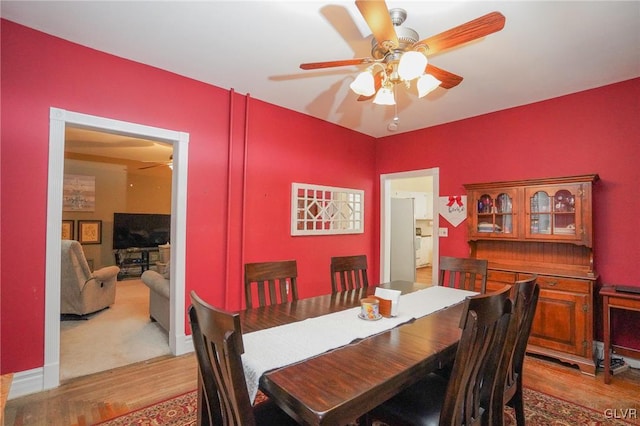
[{"left": 2, "top": 1, "right": 639, "bottom": 140}]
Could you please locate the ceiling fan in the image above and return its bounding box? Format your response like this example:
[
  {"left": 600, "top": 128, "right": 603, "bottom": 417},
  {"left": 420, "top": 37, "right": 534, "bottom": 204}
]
[
  {"left": 139, "top": 154, "right": 173, "bottom": 170},
  {"left": 300, "top": 1, "right": 505, "bottom": 105}
]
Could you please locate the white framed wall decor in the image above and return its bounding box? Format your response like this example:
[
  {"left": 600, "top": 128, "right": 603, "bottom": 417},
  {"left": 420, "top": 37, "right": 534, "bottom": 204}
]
[{"left": 291, "top": 183, "right": 364, "bottom": 236}]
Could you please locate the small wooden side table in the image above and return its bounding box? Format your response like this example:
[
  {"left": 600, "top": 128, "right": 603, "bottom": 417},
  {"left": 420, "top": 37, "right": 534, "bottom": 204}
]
[{"left": 600, "top": 286, "right": 640, "bottom": 384}]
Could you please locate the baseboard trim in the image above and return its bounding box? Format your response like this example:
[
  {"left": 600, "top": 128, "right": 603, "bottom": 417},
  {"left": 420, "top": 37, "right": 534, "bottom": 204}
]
[
  {"left": 7, "top": 367, "right": 43, "bottom": 400},
  {"left": 8, "top": 334, "right": 194, "bottom": 400},
  {"left": 176, "top": 334, "right": 193, "bottom": 356}
]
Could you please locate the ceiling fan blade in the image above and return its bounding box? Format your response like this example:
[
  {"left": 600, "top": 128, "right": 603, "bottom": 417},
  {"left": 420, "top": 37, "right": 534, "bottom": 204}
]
[
  {"left": 138, "top": 164, "right": 161, "bottom": 170},
  {"left": 300, "top": 58, "right": 370, "bottom": 70},
  {"left": 426, "top": 64, "right": 463, "bottom": 89},
  {"left": 356, "top": 0, "right": 398, "bottom": 51},
  {"left": 416, "top": 11, "right": 506, "bottom": 56},
  {"left": 139, "top": 154, "right": 172, "bottom": 170}
]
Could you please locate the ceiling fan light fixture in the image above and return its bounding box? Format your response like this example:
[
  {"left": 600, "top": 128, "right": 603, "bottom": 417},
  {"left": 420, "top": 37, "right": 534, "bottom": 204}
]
[
  {"left": 398, "top": 50, "right": 427, "bottom": 81},
  {"left": 373, "top": 86, "right": 396, "bottom": 105},
  {"left": 417, "top": 74, "right": 441, "bottom": 98},
  {"left": 300, "top": 5, "right": 506, "bottom": 125},
  {"left": 349, "top": 71, "right": 376, "bottom": 96}
]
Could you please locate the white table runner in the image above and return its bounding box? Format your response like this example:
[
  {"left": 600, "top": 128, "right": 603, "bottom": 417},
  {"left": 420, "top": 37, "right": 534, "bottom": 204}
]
[{"left": 242, "top": 286, "right": 476, "bottom": 403}]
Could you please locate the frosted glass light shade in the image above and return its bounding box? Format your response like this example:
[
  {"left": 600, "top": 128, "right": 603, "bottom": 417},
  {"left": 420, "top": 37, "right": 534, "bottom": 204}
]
[
  {"left": 373, "top": 87, "right": 395, "bottom": 105},
  {"left": 398, "top": 51, "right": 428, "bottom": 81},
  {"left": 417, "top": 74, "right": 441, "bottom": 98},
  {"left": 349, "top": 71, "right": 376, "bottom": 96}
]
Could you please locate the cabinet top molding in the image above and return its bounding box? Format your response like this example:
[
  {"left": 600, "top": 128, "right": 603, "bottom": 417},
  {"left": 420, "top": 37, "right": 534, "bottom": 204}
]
[{"left": 463, "top": 174, "right": 599, "bottom": 190}]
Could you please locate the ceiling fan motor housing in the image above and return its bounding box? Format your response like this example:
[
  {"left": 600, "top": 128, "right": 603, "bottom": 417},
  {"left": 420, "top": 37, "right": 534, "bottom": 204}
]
[{"left": 371, "top": 8, "right": 420, "bottom": 61}]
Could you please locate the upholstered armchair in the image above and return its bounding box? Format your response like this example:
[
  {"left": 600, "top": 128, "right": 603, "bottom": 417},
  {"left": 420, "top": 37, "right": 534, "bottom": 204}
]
[
  {"left": 60, "top": 239, "right": 119, "bottom": 316},
  {"left": 141, "top": 269, "right": 170, "bottom": 332}
]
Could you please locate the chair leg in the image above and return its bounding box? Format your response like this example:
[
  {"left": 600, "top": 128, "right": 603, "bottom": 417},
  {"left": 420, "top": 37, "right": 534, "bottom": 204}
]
[{"left": 513, "top": 383, "right": 525, "bottom": 426}]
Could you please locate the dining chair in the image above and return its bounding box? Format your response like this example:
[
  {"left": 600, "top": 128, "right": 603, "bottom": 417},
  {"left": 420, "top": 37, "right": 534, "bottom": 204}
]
[
  {"left": 244, "top": 260, "right": 298, "bottom": 309},
  {"left": 366, "top": 285, "right": 513, "bottom": 426},
  {"left": 439, "top": 256, "right": 489, "bottom": 293},
  {"left": 330, "top": 255, "right": 369, "bottom": 293},
  {"left": 495, "top": 275, "right": 540, "bottom": 426},
  {"left": 189, "top": 291, "right": 299, "bottom": 426}
]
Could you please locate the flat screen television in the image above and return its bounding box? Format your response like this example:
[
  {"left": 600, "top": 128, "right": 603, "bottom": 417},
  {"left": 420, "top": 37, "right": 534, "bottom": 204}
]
[{"left": 113, "top": 213, "right": 170, "bottom": 250}]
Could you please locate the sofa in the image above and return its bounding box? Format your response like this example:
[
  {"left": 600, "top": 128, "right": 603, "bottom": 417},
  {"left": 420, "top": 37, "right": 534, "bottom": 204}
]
[
  {"left": 141, "top": 268, "right": 170, "bottom": 332},
  {"left": 61, "top": 240, "right": 119, "bottom": 316}
]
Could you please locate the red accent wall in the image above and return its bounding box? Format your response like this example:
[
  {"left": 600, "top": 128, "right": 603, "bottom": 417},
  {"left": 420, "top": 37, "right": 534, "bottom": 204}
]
[
  {"left": 376, "top": 78, "right": 640, "bottom": 345},
  {"left": 2, "top": 19, "right": 639, "bottom": 376},
  {"left": 0, "top": 20, "right": 375, "bottom": 374}
]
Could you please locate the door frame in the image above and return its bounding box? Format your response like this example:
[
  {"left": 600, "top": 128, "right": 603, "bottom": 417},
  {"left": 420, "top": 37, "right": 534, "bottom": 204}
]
[
  {"left": 44, "top": 107, "right": 190, "bottom": 390},
  {"left": 380, "top": 168, "right": 439, "bottom": 284}
]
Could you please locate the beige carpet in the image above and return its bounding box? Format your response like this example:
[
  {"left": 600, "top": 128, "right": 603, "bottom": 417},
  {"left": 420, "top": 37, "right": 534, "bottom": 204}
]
[{"left": 60, "top": 279, "right": 171, "bottom": 381}]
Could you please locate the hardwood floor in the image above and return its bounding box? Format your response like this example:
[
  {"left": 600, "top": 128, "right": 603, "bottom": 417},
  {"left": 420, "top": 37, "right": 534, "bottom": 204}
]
[
  {"left": 416, "top": 265, "right": 432, "bottom": 285},
  {"left": 4, "top": 355, "right": 197, "bottom": 426},
  {"left": 5, "top": 351, "right": 639, "bottom": 425}
]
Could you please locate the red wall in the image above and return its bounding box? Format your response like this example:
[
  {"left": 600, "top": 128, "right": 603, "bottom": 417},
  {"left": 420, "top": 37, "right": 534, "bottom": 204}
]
[
  {"left": 0, "top": 20, "right": 376, "bottom": 374},
  {"left": 376, "top": 78, "right": 640, "bottom": 345},
  {"left": 2, "top": 19, "right": 639, "bottom": 376}
]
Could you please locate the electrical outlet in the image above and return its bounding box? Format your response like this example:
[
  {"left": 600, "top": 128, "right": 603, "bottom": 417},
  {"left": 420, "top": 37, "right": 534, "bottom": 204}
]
[{"left": 438, "top": 227, "right": 448, "bottom": 237}]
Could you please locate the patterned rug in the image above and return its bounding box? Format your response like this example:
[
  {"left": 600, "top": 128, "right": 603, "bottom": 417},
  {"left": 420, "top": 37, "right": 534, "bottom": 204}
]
[{"left": 98, "top": 388, "right": 637, "bottom": 425}]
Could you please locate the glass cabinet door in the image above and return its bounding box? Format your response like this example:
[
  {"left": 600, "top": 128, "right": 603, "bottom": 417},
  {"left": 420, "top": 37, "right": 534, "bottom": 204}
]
[
  {"left": 475, "top": 190, "right": 516, "bottom": 236},
  {"left": 526, "top": 186, "right": 581, "bottom": 240}
]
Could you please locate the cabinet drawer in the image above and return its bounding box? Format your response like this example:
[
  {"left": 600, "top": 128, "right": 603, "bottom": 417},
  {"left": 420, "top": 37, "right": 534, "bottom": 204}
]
[
  {"left": 536, "top": 276, "right": 590, "bottom": 293},
  {"left": 488, "top": 270, "right": 517, "bottom": 284}
]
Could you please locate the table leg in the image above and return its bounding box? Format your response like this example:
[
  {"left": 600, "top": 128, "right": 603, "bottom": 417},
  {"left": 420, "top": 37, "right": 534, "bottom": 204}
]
[{"left": 603, "top": 295, "right": 611, "bottom": 384}]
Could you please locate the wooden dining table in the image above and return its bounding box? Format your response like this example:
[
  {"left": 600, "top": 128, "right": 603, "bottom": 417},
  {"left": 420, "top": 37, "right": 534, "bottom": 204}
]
[{"left": 238, "top": 281, "right": 467, "bottom": 425}]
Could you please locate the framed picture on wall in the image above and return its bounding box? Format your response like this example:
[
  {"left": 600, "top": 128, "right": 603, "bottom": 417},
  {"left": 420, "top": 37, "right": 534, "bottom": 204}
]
[
  {"left": 78, "top": 220, "right": 102, "bottom": 244},
  {"left": 63, "top": 174, "right": 96, "bottom": 211},
  {"left": 61, "top": 220, "right": 74, "bottom": 240}
]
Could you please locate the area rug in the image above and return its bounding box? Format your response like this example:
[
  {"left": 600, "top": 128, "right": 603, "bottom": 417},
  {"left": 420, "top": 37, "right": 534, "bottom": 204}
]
[{"left": 98, "top": 388, "right": 638, "bottom": 425}]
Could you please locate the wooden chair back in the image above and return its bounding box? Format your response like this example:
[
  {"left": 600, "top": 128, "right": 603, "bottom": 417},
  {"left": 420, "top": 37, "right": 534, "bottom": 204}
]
[
  {"left": 441, "top": 285, "right": 513, "bottom": 425},
  {"left": 244, "top": 260, "right": 298, "bottom": 309},
  {"left": 438, "top": 256, "right": 489, "bottom": 293},
  {"left": 495, "top": 275, "right": 540, "bottom": 425},
  {"left": 330, "top": 255, "right": 369, "bottom": 293},
  {"left": 189, "top": 291, "right": 255, "bottom": 426}
]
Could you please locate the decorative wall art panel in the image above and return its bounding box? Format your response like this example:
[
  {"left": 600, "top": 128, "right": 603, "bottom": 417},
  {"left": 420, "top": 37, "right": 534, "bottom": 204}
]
[
  {"left": 291, "top": 183, "right": 364, "bottom": 236},
  {"left": 439, "top": 195, "right": 467, "bottom": 227},
  {"left": 63, "top": 174, "right": 95, "bottom": 211}
]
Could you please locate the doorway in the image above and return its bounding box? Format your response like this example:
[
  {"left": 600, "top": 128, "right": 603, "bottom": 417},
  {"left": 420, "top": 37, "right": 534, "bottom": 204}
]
[
  {"left": 380, "top": 168, "right": 439, "bottom": 285},
  {"left": 60, "top": 129, "right": 173, "bottom": 380},
  {"left": 44, "top": 108, "right": 190, "bottom": 390}
]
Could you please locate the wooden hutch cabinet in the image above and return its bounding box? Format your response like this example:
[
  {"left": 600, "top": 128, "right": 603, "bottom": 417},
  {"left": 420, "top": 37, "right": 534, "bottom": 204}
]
[{"left": 464, "top": 174, "right": 599, "bottom": 375}]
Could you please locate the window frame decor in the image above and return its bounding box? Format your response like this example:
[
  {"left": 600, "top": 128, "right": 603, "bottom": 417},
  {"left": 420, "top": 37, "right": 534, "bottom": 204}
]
[
  {"left": 61, "top": 220, "right": 75, "bottom": 240},
  {"left": 291, "top": 183, "right": 364, "bottom": 236},
  {"left": 78, "top": 220, "right": 102, "bottom": 244}
]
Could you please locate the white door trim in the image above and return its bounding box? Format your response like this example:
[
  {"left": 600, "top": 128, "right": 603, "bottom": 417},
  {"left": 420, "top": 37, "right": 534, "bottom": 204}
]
[
  {"left": 380, "top": 168, "right": 439, "bottom": 284},
  {"left": 44, "top": 107, "right": 190, "bottom": 390}
]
